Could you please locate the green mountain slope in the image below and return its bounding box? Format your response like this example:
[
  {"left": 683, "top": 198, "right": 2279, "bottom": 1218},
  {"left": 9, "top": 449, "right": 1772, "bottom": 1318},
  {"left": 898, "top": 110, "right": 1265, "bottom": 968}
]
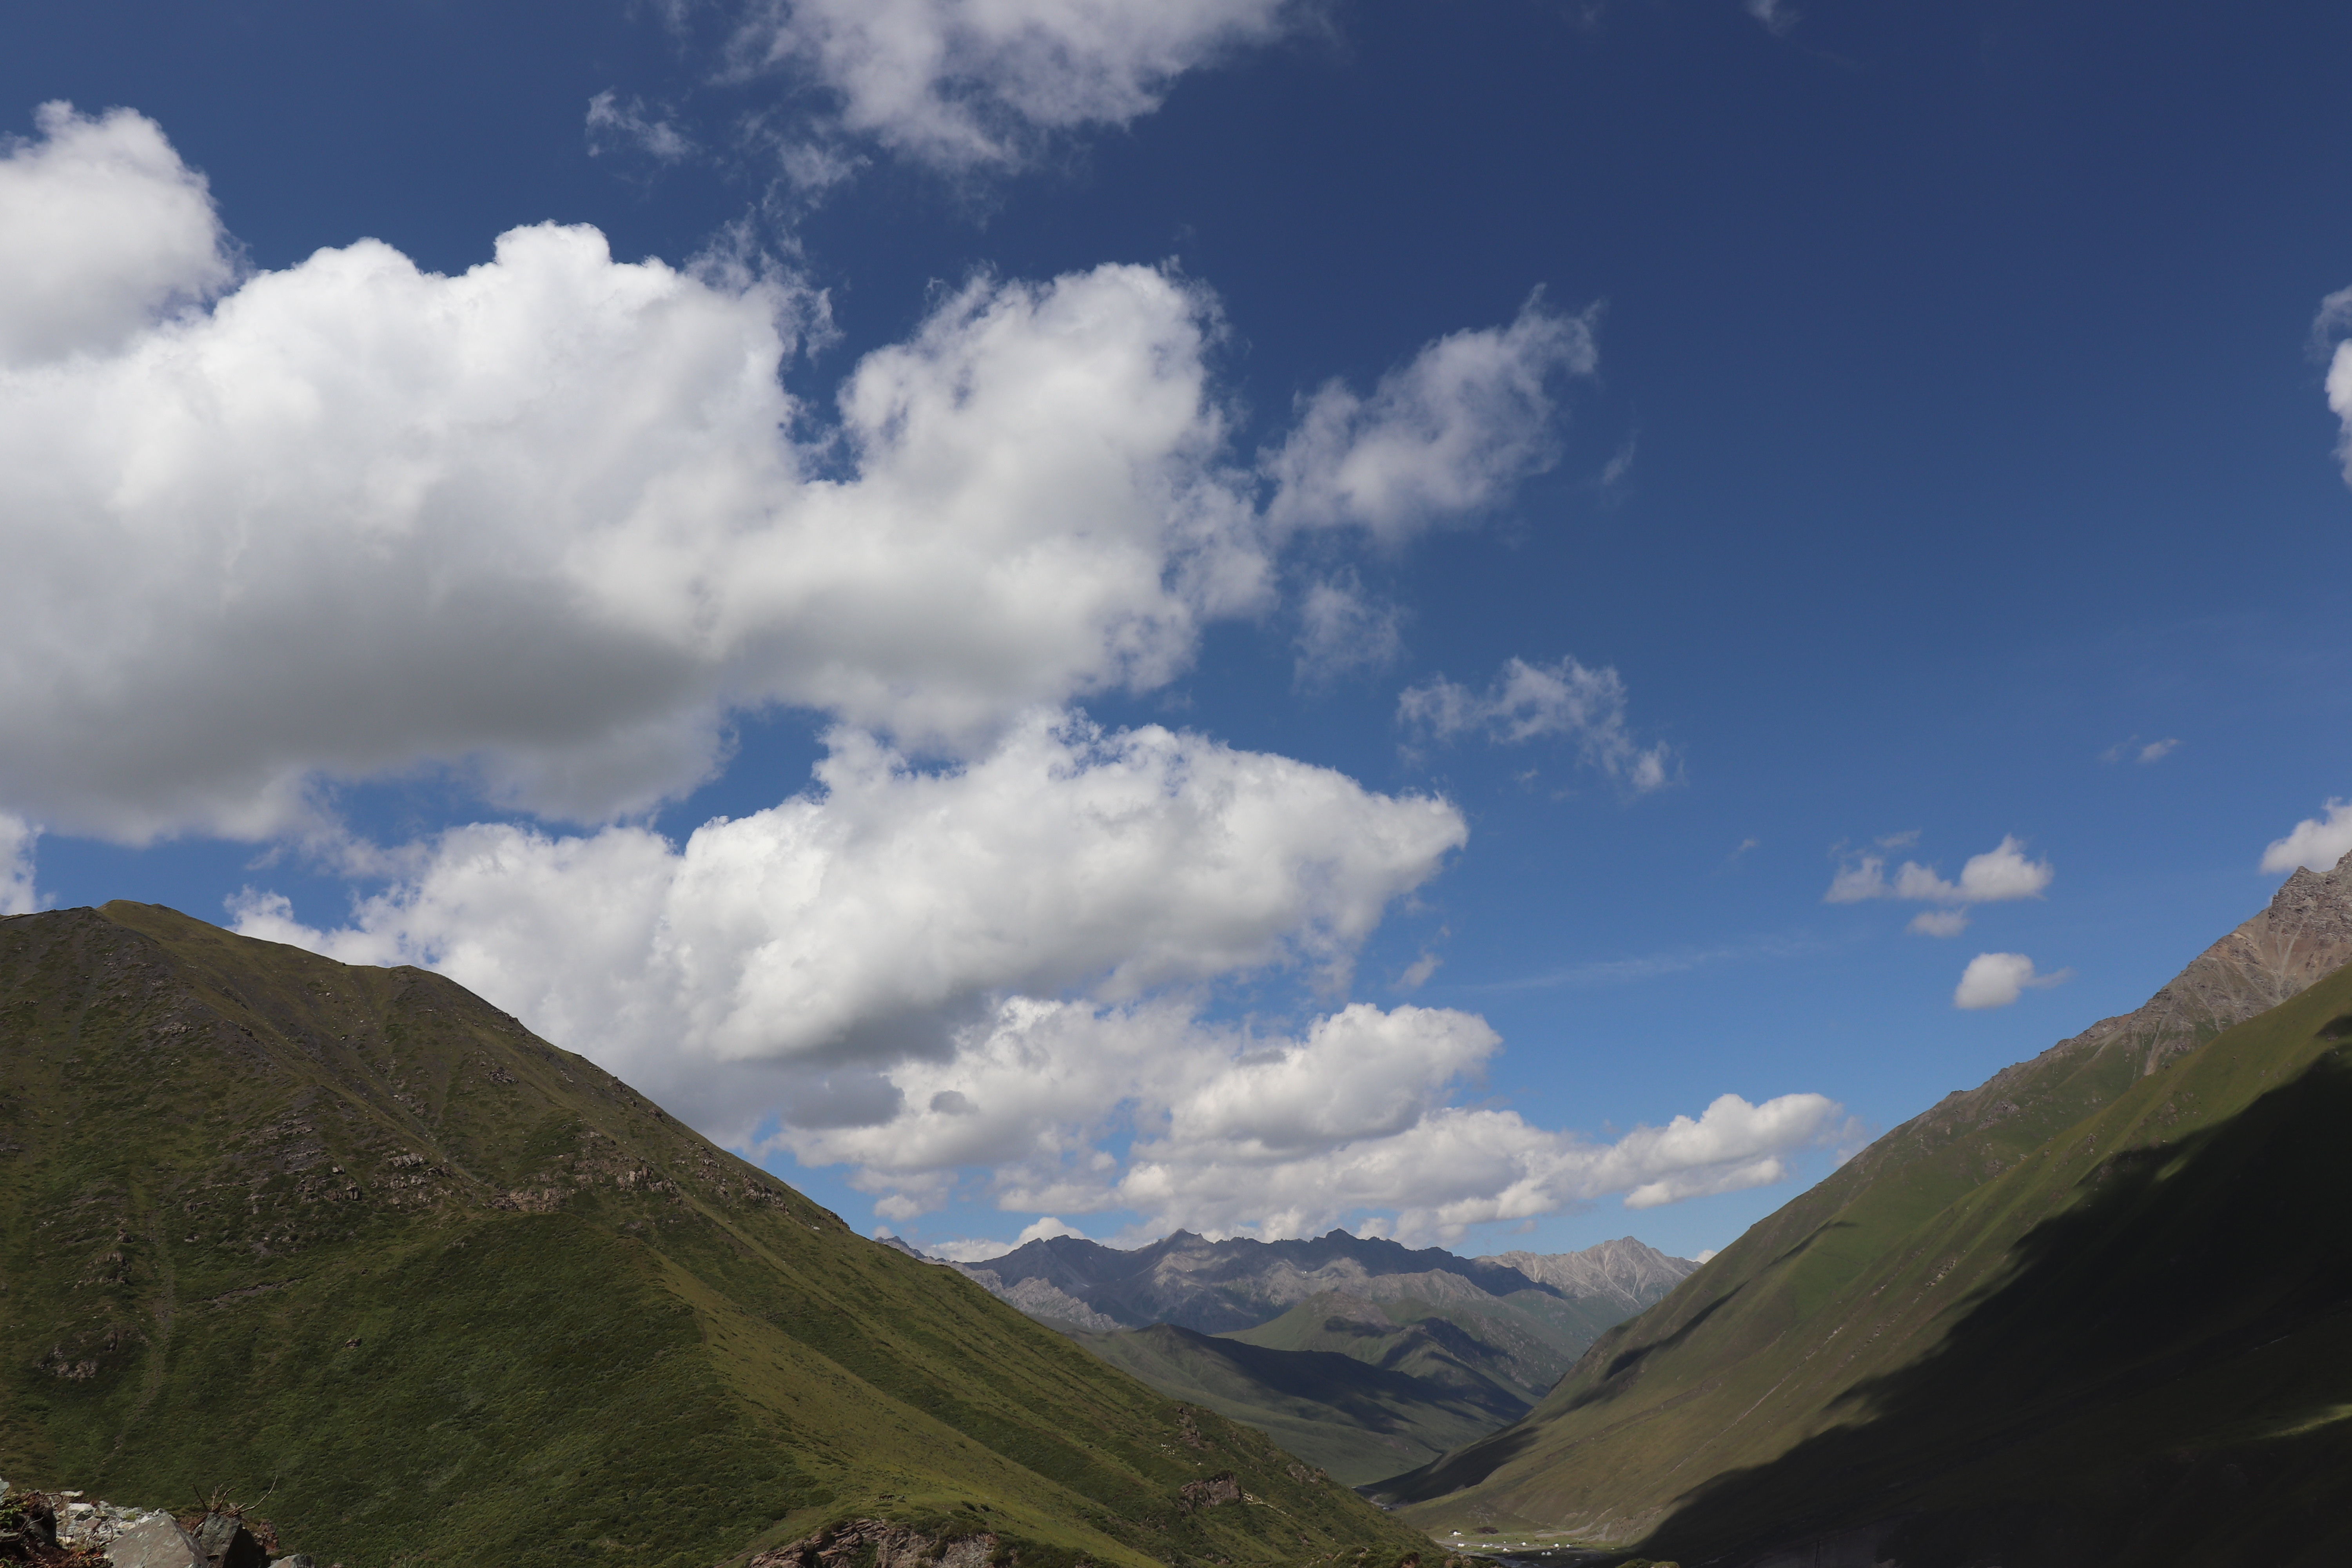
[
  {"left": 0, "top": 904, "right": 1432, "bottom": 1568},
  {"left": 1379, "top": 858, "right": 2352, "bottom": 1564},
  {"left": 1224, "top": 1290, "right": 1621, "bottom": 1408},
  {"left": 1069, "top": 1317, "right": 1527, "bottom": 1485}
]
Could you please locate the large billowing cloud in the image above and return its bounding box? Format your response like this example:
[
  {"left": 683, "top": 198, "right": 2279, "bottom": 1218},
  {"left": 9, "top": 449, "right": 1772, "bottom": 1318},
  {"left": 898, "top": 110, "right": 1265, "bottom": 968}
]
[
  {"left": 729, "top": 0, "right": 1301, "bottom": 168},
  {"left": 233, "top": 715, "right": 1469, "bottom": 1092},
  {"left": 0, "top": 105, "right": 1607, "bottom": 845}
]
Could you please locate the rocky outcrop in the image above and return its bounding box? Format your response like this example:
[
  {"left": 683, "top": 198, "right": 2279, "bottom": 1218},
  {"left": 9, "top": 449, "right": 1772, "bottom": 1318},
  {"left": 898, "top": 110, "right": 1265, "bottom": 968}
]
[
  {"left": 2080, "top": 850, "right": 2352, "bottom": 1074},
  {"left": 1477, "top": 1239, "right": 1696, "bottom": 1316},
  {"left": 0, "top": 1481, "right": 303, "bottom": 1568},
  {"left": 1177, "top": 1474, "right": 1243, "bottom": 1513},
  {"left": 748, "top": 1520, "right": 1004, "bottom": 1568}
]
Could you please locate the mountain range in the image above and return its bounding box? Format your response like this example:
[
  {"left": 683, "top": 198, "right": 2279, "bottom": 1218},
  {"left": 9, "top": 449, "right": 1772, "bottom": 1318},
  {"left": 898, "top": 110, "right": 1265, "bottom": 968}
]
[
  {"left": 932, "top": 1230, "right": 1694, "bottom": 1483},
  {"left": 0, "top": 903, "right": 1431, "bottom": 1568},
  {"left": 1379, "top": 852, "right": 2352, "bottom": 1566}
]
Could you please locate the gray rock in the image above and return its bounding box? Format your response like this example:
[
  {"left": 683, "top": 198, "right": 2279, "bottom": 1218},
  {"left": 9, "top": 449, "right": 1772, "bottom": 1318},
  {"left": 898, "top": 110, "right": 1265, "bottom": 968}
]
[
  {"left": 269, "top": 1556, "right": 319, "bottom": 1568},
  {"left": 192, "top": 1511, "right": 270, "bottom": 1568},
  {"left": 106, "top": 1515, "right": 207, "bottom": 1568}
]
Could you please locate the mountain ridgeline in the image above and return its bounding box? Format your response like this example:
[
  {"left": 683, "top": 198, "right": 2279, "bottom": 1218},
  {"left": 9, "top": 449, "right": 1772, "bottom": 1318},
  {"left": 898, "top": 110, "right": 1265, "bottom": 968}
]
[
  {"left": 0, "top": 904, "right": 1433, "bottom": 1568},
  {"left": 938, "top": 1230, "right": 1694, "bottom": 1483},
  {"left": 1381, "top": 853, "right": 2352, "bottom": 1567}
]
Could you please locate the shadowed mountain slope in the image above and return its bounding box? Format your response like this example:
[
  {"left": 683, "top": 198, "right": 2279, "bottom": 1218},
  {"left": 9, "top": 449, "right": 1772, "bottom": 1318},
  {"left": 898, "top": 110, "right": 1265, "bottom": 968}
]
[
  {"left": 1069, "top": 1317, "right": 1530, "bottom": 1486},
  {"left": 0, "top": 904, "right": 1431, "bottom": 1568},
  {"left": 1379, "top": 855, "right": 2352, "bottom": 1565}
]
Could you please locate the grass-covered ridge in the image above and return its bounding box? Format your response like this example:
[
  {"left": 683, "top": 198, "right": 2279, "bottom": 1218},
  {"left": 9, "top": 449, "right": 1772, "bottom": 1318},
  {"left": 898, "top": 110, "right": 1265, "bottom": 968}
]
[
  {"left": 0, "top": 904, "right": 1433, "bottom": 1568},
  {"left": 1379, "top": 875, "right": 2352, "bottom": 1564}
]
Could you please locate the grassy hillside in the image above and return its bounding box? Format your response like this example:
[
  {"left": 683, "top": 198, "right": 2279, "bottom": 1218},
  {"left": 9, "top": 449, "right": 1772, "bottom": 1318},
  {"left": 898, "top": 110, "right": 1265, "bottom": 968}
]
[
  {"left": 1225, "top": 1291, "right": 1617, "bottom": 1408},
  {"left": 1381, "top": 937, "right": 2352, "bottom": 1563},
  {"left": 0, "top": 905, "right": 1434, "bottom": 1568}
]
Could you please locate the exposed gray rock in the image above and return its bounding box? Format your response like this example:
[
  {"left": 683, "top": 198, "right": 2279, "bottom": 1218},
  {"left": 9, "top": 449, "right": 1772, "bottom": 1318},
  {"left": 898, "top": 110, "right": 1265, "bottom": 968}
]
[
  {"left": 1478, "top": 1238, "right": 1698, "bottom": 1316},
  {"left": 1178, "top": 1472, "right": 1243, "bottom": 1512},
  {"left": 269, "top": 1556, "right": 319, "bottom": 1568},
  {"left": 947, "top": 1229, "right": 1592, "bottom": 1334},
  {"left": 106, "top": 1515, "right": 207, "bottom": 1568},
  {"left": 748, "top": 1518, "right": 1001, "bottom": 1568},
  {"left": 192, "top": 1510, "right": 270, "bottom": 1568}
]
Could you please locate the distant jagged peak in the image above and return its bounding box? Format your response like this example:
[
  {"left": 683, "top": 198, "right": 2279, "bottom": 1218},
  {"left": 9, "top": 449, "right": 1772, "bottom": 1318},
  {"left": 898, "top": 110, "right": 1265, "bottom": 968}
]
[
  {"left": 942, "top": 1225, "right": 1697, "bottom": 1334},
  {"left": 1475, "top": 1238, "right": 1698, "bottom": 1314}
]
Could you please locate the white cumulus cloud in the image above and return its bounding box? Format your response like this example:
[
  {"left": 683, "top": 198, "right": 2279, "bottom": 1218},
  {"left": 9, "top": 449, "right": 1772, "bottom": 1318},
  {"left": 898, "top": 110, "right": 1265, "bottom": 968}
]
[
  {"left": 0, "top": 103, "right": 234, "bottom": 364},
  {"left": 1265, "top": 296, "right": 1599, "bottom": 544},
  {"left": 2261, "top": 799, "right": 2352, "bottom": 875},
  {"left": 1399, "top": 655, "right": 1673, "bottom": 792},
  {"left": 232, "top": 714, "right": 1468, "bottom": 1129},
  {"left": 1827, "top": 835, "right": 2053, "bottom": 935},
  {"left": 784, "top": 993, "right": 1842, "bottom": 1241},
  {"left": 729, "top": 0, "right": 1301, "bottom": 168},
  {"left": 1953, "top": 951, "right": 2070, "bottom": 1010},
  {"left": 0, "top": 106, "right": 1586, "bottom": 846},
  {"left": 2318, "top": 283, "right": 2352, "bottom": 485}
]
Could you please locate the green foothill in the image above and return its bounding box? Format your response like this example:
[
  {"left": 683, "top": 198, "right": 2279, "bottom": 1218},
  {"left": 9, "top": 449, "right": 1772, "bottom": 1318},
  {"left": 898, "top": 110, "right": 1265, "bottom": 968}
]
[{"left": 0, "top": 903, "right": 1433, "bottom": 1568}]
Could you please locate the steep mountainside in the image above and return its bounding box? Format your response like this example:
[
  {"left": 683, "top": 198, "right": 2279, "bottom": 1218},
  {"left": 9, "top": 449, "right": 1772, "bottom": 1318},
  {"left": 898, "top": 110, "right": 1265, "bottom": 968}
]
[
  {"left": 0, "top": 905, "right": 1431, "bottom": 1568},
  {"left": 1380, "top": 855, "right": 2352, "bottom": 1565}
]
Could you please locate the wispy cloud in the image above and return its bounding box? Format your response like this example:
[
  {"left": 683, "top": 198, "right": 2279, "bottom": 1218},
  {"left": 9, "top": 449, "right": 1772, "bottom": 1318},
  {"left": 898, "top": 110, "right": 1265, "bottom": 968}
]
[
  {"left": 2100, "top": 734, "right": 2180, "bottom": 765},
  {"left": 1399, "top": 654, "right": 1675, "bottom": 792},
  {"left": 1470, "top": 933, "right": 1835, "bottom": 993},
  {"left": 585, "top": 91, "right": 699, "bottom": 163}
]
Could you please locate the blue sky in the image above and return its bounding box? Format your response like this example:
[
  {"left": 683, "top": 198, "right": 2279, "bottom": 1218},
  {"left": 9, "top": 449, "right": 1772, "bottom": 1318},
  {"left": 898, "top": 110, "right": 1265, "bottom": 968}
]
[{"left": 4, "top": 0, "right": 2349, "bottom": 1262}]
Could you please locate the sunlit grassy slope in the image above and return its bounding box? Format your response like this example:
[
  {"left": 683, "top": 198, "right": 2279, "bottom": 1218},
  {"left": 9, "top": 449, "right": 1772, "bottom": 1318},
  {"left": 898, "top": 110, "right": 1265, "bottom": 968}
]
[
  {"left": 1381, "top": 960, "right": 2352, "bottom": 1566},
  {"left": 0, "top": 905, "right": 1433, "bottom": 1568}
]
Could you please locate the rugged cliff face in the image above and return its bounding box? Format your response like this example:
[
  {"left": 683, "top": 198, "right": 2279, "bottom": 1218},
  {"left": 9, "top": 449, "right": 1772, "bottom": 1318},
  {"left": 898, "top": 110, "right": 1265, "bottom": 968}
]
[
  {"left": 0, "top": 904, "right": 1430, "bottom": 1568},
  {"left": 1379, "top": 854, "right": 2352, "bottom": 1567}
]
